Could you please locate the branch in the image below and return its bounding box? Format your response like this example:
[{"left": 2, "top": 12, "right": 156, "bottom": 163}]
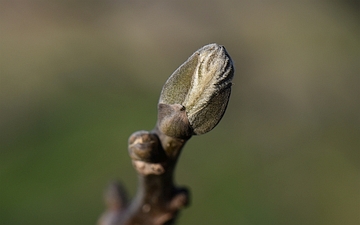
[{"left": 98, "top": 43, "right": 234, "bottom": 225}]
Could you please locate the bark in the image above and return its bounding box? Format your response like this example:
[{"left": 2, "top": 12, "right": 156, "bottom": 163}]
[{"left": 98, "top": 128, "right": 190, "bottom": 225}]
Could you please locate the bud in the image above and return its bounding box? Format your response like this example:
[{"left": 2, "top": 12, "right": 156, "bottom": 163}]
[
  {"left": 158, "top": 43, "right": 234, "bottom": 137},
  {"left": 128, "top": 131, "right": 164, "bottom": 162}
]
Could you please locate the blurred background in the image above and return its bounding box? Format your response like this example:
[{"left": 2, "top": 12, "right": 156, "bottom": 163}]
[{"left": 1, "top": 1, "right": 359, "bottom": 224}]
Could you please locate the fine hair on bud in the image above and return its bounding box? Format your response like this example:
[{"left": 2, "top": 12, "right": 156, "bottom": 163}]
[{"left": 158, "top": 43, "right": 234, "bottom": 136}]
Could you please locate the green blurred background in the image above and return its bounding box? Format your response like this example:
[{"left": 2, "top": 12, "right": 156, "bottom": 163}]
[{"left": 1, "top": 1, "right": 359, "bottom": 224}]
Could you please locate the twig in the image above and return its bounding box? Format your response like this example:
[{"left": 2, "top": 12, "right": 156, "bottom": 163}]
[{"left": 98, "top": 43, "right": 234, "bottom": 225}]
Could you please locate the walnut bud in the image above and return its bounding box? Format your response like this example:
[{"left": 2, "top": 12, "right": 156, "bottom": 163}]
[
  {"left": 128, "top": 131, "right": 165, "bottom": 162},
  {"left": 158, "top": 43, "right": 234, "bottom": 137}
]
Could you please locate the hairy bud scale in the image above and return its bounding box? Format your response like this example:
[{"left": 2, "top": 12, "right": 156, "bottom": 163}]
[{"left": 158, "top": 43, "right": 234, "bottom": 137}]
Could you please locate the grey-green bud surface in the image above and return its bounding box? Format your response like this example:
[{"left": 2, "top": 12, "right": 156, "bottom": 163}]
[{"left": 158, "top": 43, "right": 234, "bottom": 137}]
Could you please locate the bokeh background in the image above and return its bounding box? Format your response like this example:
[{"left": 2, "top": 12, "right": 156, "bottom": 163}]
[{"left": 1, "top": 1, "right": 359, "bottom": 224}]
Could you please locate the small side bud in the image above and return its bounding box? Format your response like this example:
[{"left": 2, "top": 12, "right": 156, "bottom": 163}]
[
  {"left": 98, "top": 181, "right": 128, "bottom": 225},
  {"left": 128, "top": 131, "right": 164, "bottom": 162},
  {"left": 159, "top": 43, "right": 234, "bottom": 135}
]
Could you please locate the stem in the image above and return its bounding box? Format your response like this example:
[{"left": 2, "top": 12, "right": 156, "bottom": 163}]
[
  {"left": 99, "top": 128, "right": 190, "bottom": 225},
  {"left": 98, "top": 43, "right": 234, "bottom": 225}
]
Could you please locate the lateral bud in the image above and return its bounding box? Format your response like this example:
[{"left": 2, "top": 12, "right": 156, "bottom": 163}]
[{"left": 128, "top": 131, "right": 163, "bottom": 162}]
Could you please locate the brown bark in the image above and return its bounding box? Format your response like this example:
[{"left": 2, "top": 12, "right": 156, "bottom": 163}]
[{"left": 98, "top": 128, "right": 190, "bottom": 225}]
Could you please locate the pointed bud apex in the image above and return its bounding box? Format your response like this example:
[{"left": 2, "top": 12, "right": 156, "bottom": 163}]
[{"left": 158, "top": 43, "right": 234, "bottom": 137}]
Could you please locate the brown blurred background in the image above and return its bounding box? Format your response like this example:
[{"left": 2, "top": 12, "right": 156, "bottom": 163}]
[{"left": 1, "top": 1, "right": 359, "bottom": 224}]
